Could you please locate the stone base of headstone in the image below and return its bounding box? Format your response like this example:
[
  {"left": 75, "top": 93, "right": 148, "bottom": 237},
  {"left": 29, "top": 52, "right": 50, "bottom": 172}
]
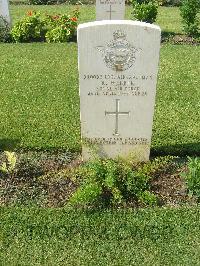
[{"left": 82, "top": 144, "right": 150, "bottom": 161}]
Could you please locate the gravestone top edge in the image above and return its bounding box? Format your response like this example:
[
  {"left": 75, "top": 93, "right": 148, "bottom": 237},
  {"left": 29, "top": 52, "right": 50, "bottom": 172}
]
[{"left": 78, "top": 20, "right": 161, "bottom": 32}]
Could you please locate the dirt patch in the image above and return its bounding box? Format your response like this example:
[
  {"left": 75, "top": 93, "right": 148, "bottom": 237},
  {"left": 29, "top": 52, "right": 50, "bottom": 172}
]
[
  {"left": 151, "top": 168, "right": 196, "bottom": 207},
  {"left": 0, "top": 151, "right": 197, "bottom": 208},
  {"left": 162, "top": 34, "right": 200, "bottom": 46},
  {"left": 0, "top": 151, "right": 79, "bottom": 207},
  {"left": 171, "top": 35, "right": 200, "bottom": 45}
]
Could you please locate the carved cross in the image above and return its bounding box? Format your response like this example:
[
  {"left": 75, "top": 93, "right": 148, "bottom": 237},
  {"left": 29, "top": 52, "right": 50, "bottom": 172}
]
[
  {"left": 105, "top": 99, "right": 130, "bottom": 136},
  {"left": 106, "top": 4, "right": 116, "bottom": 20}
]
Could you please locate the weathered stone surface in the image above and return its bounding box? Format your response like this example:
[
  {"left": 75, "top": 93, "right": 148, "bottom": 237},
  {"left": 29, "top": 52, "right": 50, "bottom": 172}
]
[
  {"left": 96, "top": 0, "right": 125, "bottom": 20},
  {"left": 0, "top": 0, "right": 10, "bottom": 24},
  {"left": 78, "top": 21, "right": 161, "bottom": 161}
]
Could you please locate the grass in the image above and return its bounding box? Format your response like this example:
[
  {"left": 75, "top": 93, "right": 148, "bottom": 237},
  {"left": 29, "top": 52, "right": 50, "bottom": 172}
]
[
  {"left": 0, "top": 42, "right": 199, "bottom": 154},
  {"left": 10, "top": 5, "right": 183, "bottom": 33},
  {"left": 0, "top": 43, "right": 80, "bottom": 151},
  {"left": 1, "top": 6, "right": 200, "bottom": 265},
  {"left": 152, "top": 44, "right": 200, "bottom": 155},
  {"left": 0, "top": 5, "right": 199, "bottom": 155},
  {"left": 1, "top": 206, "right": 200, "bottom": 265}
]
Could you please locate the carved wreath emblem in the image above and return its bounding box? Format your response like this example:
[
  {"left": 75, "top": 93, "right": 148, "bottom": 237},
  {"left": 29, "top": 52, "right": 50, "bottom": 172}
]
[{"left": 96, "top": 30, "right": 139, "bottom": 71}]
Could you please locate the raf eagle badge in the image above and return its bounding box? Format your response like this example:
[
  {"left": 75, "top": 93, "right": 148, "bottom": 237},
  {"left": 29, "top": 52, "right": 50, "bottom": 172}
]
[{"left": 96, "top": 30, "right": 140, "bottom": 71}]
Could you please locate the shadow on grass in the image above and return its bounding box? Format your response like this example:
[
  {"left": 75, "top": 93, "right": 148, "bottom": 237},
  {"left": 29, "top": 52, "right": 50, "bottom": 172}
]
[
  {"left": 20, "top": 145, "right": 81, "bottom": 154},
  {"left": 151, "top": 142, "right": 200, "bottom": 157},
  {"left": 0, "top": 138, "right": 199, "bottom": 158},
  {"left": 10, "top": 0, "right": 28, "bottom": 4},
  {"left": 0, "top": 139, "right": 81, "bottom": 156},
  {"left": 0, "top": 139, "right": 21, "bottom": 151},
  {"left": 161, "top": 31, "right": 176, "bottom": 43}
]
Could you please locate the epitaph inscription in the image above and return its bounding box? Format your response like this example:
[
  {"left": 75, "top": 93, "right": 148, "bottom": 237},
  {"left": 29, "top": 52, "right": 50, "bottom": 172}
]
[
  {"left": 96, "top": 0, "right": 125, "bottom": 20},
  {"left": 78, "top": 21, "right": 161, "bottom": 161}
]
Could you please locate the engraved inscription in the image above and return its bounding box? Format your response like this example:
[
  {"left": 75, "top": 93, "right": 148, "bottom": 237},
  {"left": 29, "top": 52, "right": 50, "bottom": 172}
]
[
  {"left": 99, "top": 0, "right": 124, "bottom": 4},
  {"left": 89, "top": 80, "right": 147, "bottom": 96},
  {"left": 105, "top": 99, "right": 130, "bottom": 136},
  {"left": 83, "top": 74, "right": 154, "bottom": 97},
  {"left": 84, "top": 137, "right": 149, "bottom": 145},
  {"left": 83, "top": 74, "right": 154, "bottom": 80},
  {"left": 96, "top": 30, "right": 140, "bottom": 71}
]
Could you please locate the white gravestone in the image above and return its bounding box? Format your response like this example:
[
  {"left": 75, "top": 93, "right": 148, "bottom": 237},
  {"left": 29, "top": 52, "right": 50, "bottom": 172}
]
[
  {"left": 0, "top": 0, "right": 10, "bottom": 24},
  {"left": 78, "top": 21, "right": 161, "bottom": 161},
  {"left": 96, "top": 0, "right": 125, "bottom": 20}
]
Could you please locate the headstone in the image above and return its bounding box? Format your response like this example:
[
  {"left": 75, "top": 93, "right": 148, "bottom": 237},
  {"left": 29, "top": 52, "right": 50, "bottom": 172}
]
[
  {"left": 96, "top": 0, "right": 125, "bottom": 20},
  {"left": 78, "top": 21, "right": 161, "bottom": 161},
  {"left": 0, "top": 0, "right": 10, "bottom": 24}
]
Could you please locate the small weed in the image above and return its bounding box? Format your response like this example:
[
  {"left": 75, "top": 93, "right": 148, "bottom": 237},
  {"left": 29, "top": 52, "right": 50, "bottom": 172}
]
[
  {"left": 0, "top": 151, "right": 17, "bottom": 177},
  {"left": 69, "top": 156, "right": 175, "bottom": 208},
  {"left": 182, "top": 157, "right": 200, "bottom": 198},
  {"left": 138, "top": 190, "right": 157, "bottom": 206}
]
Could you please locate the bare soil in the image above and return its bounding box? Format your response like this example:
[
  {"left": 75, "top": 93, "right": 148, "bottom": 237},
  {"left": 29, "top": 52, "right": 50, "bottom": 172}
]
[
  {"left": 0, "top": 151, "right": 197, "bottom": 208},
  {"left": 162, "top": 34, "right": 200, "bottom": 46}
]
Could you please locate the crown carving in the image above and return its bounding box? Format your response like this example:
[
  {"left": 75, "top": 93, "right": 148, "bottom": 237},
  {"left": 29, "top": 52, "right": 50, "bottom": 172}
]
[{"left": 113, "top": 30, "right": 126, "bottom": 40}]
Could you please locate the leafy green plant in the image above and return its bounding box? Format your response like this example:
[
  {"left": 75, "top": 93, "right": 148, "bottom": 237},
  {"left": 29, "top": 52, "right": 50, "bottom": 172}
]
[
  {"left": 180, "top": 0, "right": 200, "bottom": 36},
  {"left": 45, "top": 26, "right": 71, "bottom": 43},
  {"left": 69, "top": 158, "right": 161, "bottom": 207},
  {"left": 0, "top": 151, "right": 17, "bottom": 177},
  {"left": 45, "top": 11, "right": 79, "bottom": 43},
  {"left": 132, "top": 0, "right": 158, "bottom": 23},
  {"left": 0, "top": 15, "right": 11, "bottom": 42},
  {"left": 11, "top": 10, "right": 79, "bottom": 43},
  {"left": 11, "top": 11, "right": 46, "bottom": 42},
  {"left": 138, "top": 190, "right": 157, "bottom": 206},
  {"left": 183, "top": 157, "right": 200, "bottom": 198},
  {"left": 137, "top": 155, "right": 176, "bottom": 175},
  {"left": 69, "top": 182, "right": 103, "bottom": 205}
]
